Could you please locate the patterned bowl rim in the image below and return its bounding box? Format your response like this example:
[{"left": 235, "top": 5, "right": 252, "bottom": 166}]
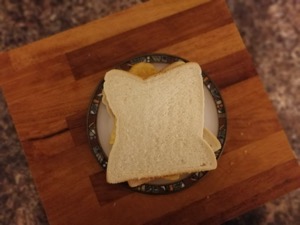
[{"left": 86, "top": 53, "right": 227, "bottom": 194}]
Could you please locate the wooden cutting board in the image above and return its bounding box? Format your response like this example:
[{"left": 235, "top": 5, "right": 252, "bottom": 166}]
[{"left": 1, "top": 0, "right": 300, "bottom": 224}]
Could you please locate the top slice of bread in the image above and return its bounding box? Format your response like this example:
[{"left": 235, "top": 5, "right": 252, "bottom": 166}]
[{"left": 103, "top": 62, "right": 217, "bottom": 184}]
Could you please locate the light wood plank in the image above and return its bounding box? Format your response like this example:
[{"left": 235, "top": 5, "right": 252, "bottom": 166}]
[
  {"left": 88, "top": 131, "right": 297, "bottom": 225},
  {"left": 8, "top": 0, "right": 211, "bottom": 70}
]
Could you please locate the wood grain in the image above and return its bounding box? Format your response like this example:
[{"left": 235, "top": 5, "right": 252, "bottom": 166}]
[
  {"left": 146, "top": 159, "right": 300, "bottom": 225},
  {"left": 0, "top": 0, "right": 300, "bottom": 224},
  {"left": 66, "top": 0, "right": 231, "bottom": 79},
  {"left": 202, "top": 49, "right": 257, "bottom": 88},
  {"left": 158, "top": 23, "right": 245, "bottom": 65},
  {"left": 82, "top": 131, "right": 297, "bottom": 225},
  {"left": 221, "top": 76, "right": 283, "bottom": 151},
  {"left": 8, "top": 0, "right": 210, "bottom": 71}
]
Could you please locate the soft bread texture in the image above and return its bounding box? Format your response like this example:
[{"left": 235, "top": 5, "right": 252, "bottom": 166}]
[
  {"left": 103, "top": 62, "right": 217, "bottom": 184},
  {"left": 101, "top": 91, "right": 117, "bottom": 146},
  {"left": 103, "top": 91, "right": 219, "bottom": 187},
  {"left": 203, "top": 128, "right": 221, "bottom": 152},
  {"left": 104, "top": 91, "right": 220, "bottom": 152},
  {"left": 162, "top": 61, "right": 221, "bottom": 153},
  {"left": 103, "top": 90, "right": 219, "bottom": 187},
  {"left": 102, "top": 62, "right": 221, "bottom": 186}
]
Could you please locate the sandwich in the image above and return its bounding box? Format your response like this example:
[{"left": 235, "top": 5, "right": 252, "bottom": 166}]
[{"left": 102, "top": 61, "right": 220, "bottom": 185}]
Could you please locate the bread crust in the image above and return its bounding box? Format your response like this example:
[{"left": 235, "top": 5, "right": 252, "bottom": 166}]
[{"left": 103, "top": 62, "right": 218, "bottom": 184}]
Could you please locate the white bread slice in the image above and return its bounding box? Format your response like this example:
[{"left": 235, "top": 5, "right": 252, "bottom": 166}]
[
  {"left": 103, "top": 62, "right": 217, "bottom": 184},
  {"left": 102, "top": 62, "right": 220, "bottom": 186},
  {"left": 104, "top": 91, "right": 219, "bottom": 187},
  {"left": 103, "top": 91, "right": 220, "bottom": 152},
  {"left": 203, "top": 128, "right": 221, "bottom": 152},
  {"left": 162, "top": 61, "right": 221, "bottom": 153}
]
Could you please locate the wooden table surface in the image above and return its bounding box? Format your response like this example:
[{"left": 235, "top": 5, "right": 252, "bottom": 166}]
[{"left": 1, "top": 0, "right": 300, "bottom": 224}]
